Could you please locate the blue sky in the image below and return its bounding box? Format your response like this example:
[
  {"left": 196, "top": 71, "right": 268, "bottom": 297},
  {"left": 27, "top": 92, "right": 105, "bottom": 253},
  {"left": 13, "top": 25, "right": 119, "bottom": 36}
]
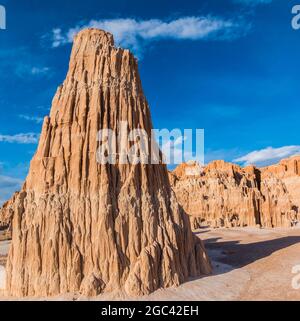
[{"left": 0, "top": 0, "right": 300, "bottom": 203}]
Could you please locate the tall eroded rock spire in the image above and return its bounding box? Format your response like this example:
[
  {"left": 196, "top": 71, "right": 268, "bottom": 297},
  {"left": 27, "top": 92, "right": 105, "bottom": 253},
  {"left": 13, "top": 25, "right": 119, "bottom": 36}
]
[{"left": 2, "top": 29, "right": 211, "bottom": 297}]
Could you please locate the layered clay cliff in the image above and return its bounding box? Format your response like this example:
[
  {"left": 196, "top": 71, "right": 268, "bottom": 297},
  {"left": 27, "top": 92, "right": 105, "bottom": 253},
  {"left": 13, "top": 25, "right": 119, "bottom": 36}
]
[
  {"left": 0, "top": 28, "right": 211, "bottom": 297},
  {"left": 262, "top": 156, "right": 300, "bottom": 210},
  {"left": 170, "top": 158, "right": 299, "bottom": 229}
]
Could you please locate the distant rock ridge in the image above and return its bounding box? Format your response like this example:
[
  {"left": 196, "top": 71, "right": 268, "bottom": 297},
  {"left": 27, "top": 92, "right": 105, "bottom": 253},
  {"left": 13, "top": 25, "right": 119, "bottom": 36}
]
[
  {"left": 262, "top": 155, "right": 300, "bottom": 210},
  {"left": 170, "top": 156, "right": 300, "bottom": 229},
  {"left": 0, "top": 28, "right": 211, "bottom": 297},
  {"left": 0, "top": 192, "right": 19, "bottom": 231}
]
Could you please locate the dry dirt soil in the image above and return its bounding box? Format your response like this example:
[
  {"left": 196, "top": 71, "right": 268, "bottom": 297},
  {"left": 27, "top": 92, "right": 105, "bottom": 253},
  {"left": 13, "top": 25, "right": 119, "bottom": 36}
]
[{"left": 1, "top": 227, "right": 300, "bottom": 300}]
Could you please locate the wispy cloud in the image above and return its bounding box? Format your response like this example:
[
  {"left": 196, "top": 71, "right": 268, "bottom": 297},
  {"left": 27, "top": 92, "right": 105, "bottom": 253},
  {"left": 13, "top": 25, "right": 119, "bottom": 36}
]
[
  {"left": 49, "top": 16, "right": 249, "bottom": 55},
  {"left": 19, "top": 114, "right": 44, "bottom": 124},
  {"left": 30, "top": 67, "right": 50, "bottom": 75},
  {"left": 233, "top": 146, "right": 300, "bottom": 166},
  {"left": 16, "top": 65, "right": 51, "bottom": 78},
  {"left": 0, "top": 175, "right": 22, "bottom": 206},
  {"left": 0, "top": 48, "right": 51, "bottom": 78},
  {"left": 52, "top": 28, "right": 67, "bottom": 48},
  {"left": 0, "top": 133, "right": 40, "bottom": 144}
]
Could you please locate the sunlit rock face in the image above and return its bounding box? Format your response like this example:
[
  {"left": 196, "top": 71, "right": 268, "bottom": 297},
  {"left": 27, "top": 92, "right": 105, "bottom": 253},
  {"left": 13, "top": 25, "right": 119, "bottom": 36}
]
[
  {"left": 262, "top": 156, "right": 300, "bottom": 211},
  {"left": 0, "top": 28, "right": 211, "bottom": 297},
  {"left": 170, "top": 159, "right": 299, "bottom": 229}
]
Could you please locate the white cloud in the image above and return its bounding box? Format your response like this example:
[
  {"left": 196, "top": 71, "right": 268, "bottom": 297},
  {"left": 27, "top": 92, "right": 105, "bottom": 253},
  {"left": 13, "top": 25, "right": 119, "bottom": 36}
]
[
  {"left": 0, "top": 133, "right": 40, "bottom": 144},
  {"left": 30, "top": 67, "right": 50, "bottom": 75},
  {"left": 16, "top": 65, "right": 50, "bottom": 78},
  {"left": 0, "top": 48, "right": 51, "bottom": 78},
  {"left": 19, "top": 114, "right": 44, "bottom": 124},
  {"left": 0, "top": 175, "right": 22, "bottom": 206},
  {"left": 233, "top": 146, "right": 300, "bottom": 166},
  {"left": 50, "top": 16, "right": 248, "bottom": 54},
  {"left": 52, "top": 28, "right": 67, "bottom": 48}
]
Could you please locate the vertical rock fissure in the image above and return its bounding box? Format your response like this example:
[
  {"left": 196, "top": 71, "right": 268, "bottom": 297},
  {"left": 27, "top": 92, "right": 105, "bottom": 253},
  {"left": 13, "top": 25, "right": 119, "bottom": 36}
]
[{"left": 0, "top": 28, "right": 212, "bottom": 297}]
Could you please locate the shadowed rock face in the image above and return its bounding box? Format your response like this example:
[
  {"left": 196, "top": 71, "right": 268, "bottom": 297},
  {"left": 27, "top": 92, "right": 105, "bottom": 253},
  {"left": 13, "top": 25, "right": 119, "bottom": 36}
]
[
  {"left": 170, "top": 160, "right": 299, "bottom": 229},
  {"left": 0, "top": 28, "right": 211, "bottom": 297}
]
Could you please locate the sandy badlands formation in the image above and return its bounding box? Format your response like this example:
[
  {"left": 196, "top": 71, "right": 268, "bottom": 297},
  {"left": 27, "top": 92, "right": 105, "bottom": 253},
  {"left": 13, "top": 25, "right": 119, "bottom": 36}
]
[
  {"left": 263, "top": 156, "right": 300, "bottom": 209},
  {"left": 170, "top": 158, "right": 300, "bottom": 229},
  {"left": 0, "top": 28, "right": 211, "bottom": 297},
  {"left": 0, "top": 193, "right": 18, "bottom": 232}
]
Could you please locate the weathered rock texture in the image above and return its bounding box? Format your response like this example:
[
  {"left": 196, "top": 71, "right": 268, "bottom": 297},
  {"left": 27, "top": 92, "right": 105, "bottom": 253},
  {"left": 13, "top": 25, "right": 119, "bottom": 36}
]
[
  {"left": 262, "top": 156, "right": 300, "bottom": 210},
  {"left": 170, "top": 159, "right": 299, "bottom": 229},
  {"left": 0, "top": 29, "right": 211, "bottom": 297},
  {"left": 0, "top": 193, "right": 19, "bottom": 232}
]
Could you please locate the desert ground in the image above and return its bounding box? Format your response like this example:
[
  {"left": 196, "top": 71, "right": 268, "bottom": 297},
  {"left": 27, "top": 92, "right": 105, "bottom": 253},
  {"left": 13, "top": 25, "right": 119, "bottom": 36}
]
[
  {"left": 1, "top": 227, "right": 300, "bottom": 301},
  {"left": 0, "top": 235, "right": 9, "bottom": 294}
]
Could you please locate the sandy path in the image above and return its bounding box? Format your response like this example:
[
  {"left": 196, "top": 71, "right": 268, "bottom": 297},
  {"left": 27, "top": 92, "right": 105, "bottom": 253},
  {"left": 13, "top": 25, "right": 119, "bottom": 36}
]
[
  {"left": 198, "top": 227, "right": 300, "bottom": 300},
  {"left": 1, "top": 227, "right": 300, "bottom": 300}
]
